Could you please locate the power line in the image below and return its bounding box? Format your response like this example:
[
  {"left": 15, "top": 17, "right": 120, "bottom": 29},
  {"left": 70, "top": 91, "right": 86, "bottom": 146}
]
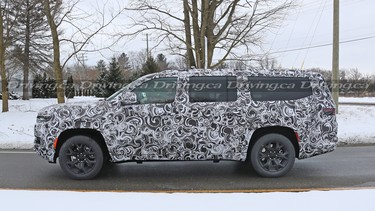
[
  {"left": 292, "top": 0, "right": 326, "bottom": 68},
  {"left": 278, "top": 1, "right": 302, "bottom": 66},
  {"left": 213, "top": 34, "right": 375, "bottom": 62},
  {"left": 301, "top": 0, "right": 328, "bottom": 69},
  {"left": 268, "top": 34, "right": 375, "bottom": 55},
  {"left": 263, "top": 1, "right": 292, "bottom": 60}
]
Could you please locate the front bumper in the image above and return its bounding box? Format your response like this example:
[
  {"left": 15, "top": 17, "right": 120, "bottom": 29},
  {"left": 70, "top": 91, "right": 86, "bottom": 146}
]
[{"left": 34, "top": 123, "right": 56, "bottom": 163}]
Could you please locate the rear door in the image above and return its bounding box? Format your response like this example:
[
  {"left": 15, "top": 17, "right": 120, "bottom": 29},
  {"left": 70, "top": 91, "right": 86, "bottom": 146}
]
[{"left": 184, "top": 76, "right": 244, "bottom": 160}]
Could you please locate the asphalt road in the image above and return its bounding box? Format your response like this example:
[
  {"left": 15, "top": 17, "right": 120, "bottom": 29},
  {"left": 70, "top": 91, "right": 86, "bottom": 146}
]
[{"left": 0, "top": 146, "right": 375, "bottom": 192}]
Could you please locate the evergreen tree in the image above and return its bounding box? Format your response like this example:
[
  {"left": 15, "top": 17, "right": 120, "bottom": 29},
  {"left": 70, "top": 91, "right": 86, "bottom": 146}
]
[
  {"left": 96, "top": 59, "right": 107, "bottom": 72},
  {"left": 11, "top": 0, "right": 52, "bottom": 100},
  {"left": 141, "top": 56, "right": 159, "bottom": 76},
  {"left": 105, "top": 57, "right": 125, "bottom": 97},
  {"left": 156, "top": 53, "right": 168, "bottom": 71},
  {"left": 93, "top": 60, "right": 108, "bottom": 97},
  {"left": 47, "top": 78, "right": 57, "bottom": 98},
  {"left": 118, "top": 52, "right": 132, "bottom": 80},
  {"left": 41, "top": 73, "right": 48, "bottom": 98},
  {"left": 33, "top": 73, "right": 56, "bottom": 98},
  {"left": 65, "top": 75, "right": 75, "bottom": 98},
  {"left": 118, "top": 52, "right": 131, "bottom": 71},
  {"left": 32, "top": 73, "right": 41, "bottom": 98}
]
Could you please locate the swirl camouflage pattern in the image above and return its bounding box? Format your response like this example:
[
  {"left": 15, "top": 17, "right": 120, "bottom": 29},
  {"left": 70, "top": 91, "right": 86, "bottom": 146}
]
[{"left": 34, "top": 69, "right": 338, "bottom": 164}]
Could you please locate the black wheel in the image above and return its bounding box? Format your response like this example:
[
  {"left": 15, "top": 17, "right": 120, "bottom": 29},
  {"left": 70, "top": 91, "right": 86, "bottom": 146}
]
[
  {"left": 250, "top": 134, "right": 295, "bottom": 178},
  {"left": 59, "top": 136, "right": 103, "bottom": 180}
]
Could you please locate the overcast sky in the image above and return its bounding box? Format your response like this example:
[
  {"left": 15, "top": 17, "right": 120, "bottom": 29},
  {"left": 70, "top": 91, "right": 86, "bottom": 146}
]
[
  {"left": 264, "top": 0, "right": 375, "bottom": 74},
  {"left": 78, "top": 0, "right": 375, "bottom": 74}
]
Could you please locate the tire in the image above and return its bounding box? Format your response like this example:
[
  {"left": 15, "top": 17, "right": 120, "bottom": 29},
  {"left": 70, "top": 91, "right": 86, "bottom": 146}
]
[
  {"left": 250, "top": 133, "right": 295, "bottom": 178},
  {"left": 59, "top": 136, "right": 104, "bottom": 180}
]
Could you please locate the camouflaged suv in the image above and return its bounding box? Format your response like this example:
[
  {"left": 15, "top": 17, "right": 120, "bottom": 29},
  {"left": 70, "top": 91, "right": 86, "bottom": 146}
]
[{"left": 34, "top": 69, "right": 338, "bottom": 179}]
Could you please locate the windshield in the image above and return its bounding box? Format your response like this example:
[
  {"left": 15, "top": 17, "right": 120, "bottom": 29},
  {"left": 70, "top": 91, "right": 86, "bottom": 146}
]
[
  {"left": 106, "top": 86, "right": 127, "bottom": 101},
  {"left": 106, "top": 73, "right": 160, "bottom": 101}
]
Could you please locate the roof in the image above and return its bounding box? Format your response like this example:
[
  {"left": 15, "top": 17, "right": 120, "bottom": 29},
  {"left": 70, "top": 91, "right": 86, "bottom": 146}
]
[{"left": 159, "top": 69, "right": 323, "bottom": 79}]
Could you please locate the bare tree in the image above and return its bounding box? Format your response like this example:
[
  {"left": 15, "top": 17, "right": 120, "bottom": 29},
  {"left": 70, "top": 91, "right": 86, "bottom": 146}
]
[
  {"left": 347, "top": 68, "right": 362, "bottom": 81},
  {"left": 43, "top": 0, "right": 125, "bottom": 103},
  {"left": 1, "top": 0, "right": 20, "bottom": 112},
  {"left": 227, "top": 60, "right": 247, "bottom": 70},
  {"left": 258, "top": 55, "right": 278, "bottom": 69},
  {"left": 43, "top": 0, "right": 64, "bottom": 103},
  {"left": 0, "top": 7, "right": 6, "bottom": 112},
  {"left": 128, "top": 50, "right": 148, "bottom": 71},
  {"left": 122, "top": 0, "right": 294, "bottom": 69},
  {"left": 172, "top": 55, "right": 188, "bottom": 69}
]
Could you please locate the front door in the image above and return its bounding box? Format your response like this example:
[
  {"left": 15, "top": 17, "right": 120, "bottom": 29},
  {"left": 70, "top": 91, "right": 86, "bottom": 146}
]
[{"left": 116, "top": 77, "right": 179, "bottom": 161}]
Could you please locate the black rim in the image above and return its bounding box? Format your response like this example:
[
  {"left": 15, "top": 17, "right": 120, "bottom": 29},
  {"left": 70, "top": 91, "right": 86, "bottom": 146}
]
[
  {"left": 257, "top": 141, "right": 290, "bottom": 172},
  {"left": 64, "top": 143, "right": 97, "bottom": 174}
]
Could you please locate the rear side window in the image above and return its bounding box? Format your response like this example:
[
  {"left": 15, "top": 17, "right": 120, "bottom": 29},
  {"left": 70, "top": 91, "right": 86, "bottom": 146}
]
[
  {"left": 189, "top": 76, "right": 237, "bottom": 102},
  {"left": 248, "top": 76, "right": 312, "bottom": 101}
]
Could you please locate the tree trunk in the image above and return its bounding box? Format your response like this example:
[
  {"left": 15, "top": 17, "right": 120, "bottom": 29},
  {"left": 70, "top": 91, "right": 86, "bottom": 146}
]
[
  {"left": 200, "top": 0, "right": 208, "bottom": 68},
  {"left": 43, "top": 0, "right": 65, "bottom": 103},
  {"left": 205, "top": 1, "right": 216, "bottom": 68},
  {"left": 191, "top": 0, "right": 203, "bottom": 68},
  {"left": 22, "top": 0, "right": 31, "bottom": 100},
  {"left": 0, "top": 8, "right": 9, "bottom": 112},
  {"left": 183, "top": 0, "right": 196, "bottom": 68},
  {"left": 126, "top": 0, "right": 293, "bottom": 69}
]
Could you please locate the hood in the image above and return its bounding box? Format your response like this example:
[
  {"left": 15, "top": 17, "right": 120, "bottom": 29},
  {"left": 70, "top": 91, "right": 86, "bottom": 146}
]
[{"left": 37, "top": 100, "right": 102, "bottom": 119}]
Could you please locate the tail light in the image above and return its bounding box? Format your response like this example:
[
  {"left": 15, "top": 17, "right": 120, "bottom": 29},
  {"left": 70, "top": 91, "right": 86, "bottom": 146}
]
[
  {"left": 323, "top": 107, "right": 336, "bottom": 115},
  {"left": 53, "top": 137, "right": 59, "bottom": 150}
]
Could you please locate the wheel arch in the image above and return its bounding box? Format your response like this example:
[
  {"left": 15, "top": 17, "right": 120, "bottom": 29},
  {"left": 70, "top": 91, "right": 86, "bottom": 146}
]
[
  {"left": 247, "top": 126, "right": 300, "bottom": 159},
  {"left": 54, "top": 129, "right": 111, "bottom": 163}
]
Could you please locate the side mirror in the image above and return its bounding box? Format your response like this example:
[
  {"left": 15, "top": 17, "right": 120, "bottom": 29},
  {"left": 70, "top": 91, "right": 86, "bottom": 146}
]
[{"left": 120, "top": 92, "right": 137, "bottom": 105}]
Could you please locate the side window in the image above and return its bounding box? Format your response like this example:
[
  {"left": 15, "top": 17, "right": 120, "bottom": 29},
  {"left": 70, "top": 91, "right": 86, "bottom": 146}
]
[
  {"left": 248, "top": 76, "right": 312, "bottom": 101},
  {"left": 132, "top": 77, "right": 177, "bottom": 104},
  {"left": 188, "top": 76, "right": 237, "bottom": 103}
]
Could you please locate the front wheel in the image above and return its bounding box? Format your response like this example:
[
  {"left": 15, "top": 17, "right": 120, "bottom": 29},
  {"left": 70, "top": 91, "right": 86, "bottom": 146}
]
[
  {"left": 250, "top": 134, "right": 295, "bottom": 178},
  {"left": 59, "top": 136, "right": 103, "bottom": 180}
]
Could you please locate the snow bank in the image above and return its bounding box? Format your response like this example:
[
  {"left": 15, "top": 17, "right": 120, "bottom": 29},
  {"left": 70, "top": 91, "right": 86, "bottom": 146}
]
[
  {"left": 0, "top": 97, "right": 100, "bottom": 149},
  {"left": 337, "top": 105, "right": 375, "bottom": 145},
  {"left": 0, "top": 189, "right": 374, "bottom": 211},
  {"left": 0, "top": 112, "right": 36, "bottom": 149},
  {"left": 0, "top": 97, "right": 374, "bottom": 149},
  {"left": 339, "top": 97, "right": 375, "bottom": 104}
]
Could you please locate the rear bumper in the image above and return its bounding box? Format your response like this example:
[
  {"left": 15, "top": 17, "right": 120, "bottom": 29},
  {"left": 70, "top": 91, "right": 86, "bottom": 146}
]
[{"left": 298, "top": 137, "right": 337, "bottom": 159}]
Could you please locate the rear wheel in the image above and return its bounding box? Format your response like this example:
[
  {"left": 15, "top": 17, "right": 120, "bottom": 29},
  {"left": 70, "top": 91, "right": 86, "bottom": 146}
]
[
  {"left": 59, "top": 136, "right": 103, "bottom": 180},
  {"left": 250, "top": 133, "right": 295, "bottom": 178}
]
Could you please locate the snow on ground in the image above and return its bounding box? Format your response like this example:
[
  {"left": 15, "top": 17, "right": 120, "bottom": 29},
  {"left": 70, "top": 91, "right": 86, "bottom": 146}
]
[
  {"left": 339, "top": 97, "right": 375, "bottom": 104},
  {"left": 0, "top": 97, "right": 374, "bottom": 149},
  {"left": 0, "top": 97, "right": 100, "bottom": 149},
  {"left": 0, "top": 189, "right": 374, "bottom": 211},
  {"left": 338, "top": 105, "right": 375, "bottom": 145}
]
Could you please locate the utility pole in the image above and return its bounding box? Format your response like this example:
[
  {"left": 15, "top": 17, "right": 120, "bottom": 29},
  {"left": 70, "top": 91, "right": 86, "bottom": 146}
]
[
  {"left": 79, "top": 53, "right": 87, "bottom": 68},
  {"left": 146, "top": 33, "right": 149, "bottom": 58},
  {"left": 332, "top": 0, "right": 339, "bottom": 113}
]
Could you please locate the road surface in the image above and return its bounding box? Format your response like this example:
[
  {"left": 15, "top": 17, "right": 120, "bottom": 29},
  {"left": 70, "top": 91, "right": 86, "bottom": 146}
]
[{"left": 0, "top": 146, "right": 374, "bottom": 192}]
